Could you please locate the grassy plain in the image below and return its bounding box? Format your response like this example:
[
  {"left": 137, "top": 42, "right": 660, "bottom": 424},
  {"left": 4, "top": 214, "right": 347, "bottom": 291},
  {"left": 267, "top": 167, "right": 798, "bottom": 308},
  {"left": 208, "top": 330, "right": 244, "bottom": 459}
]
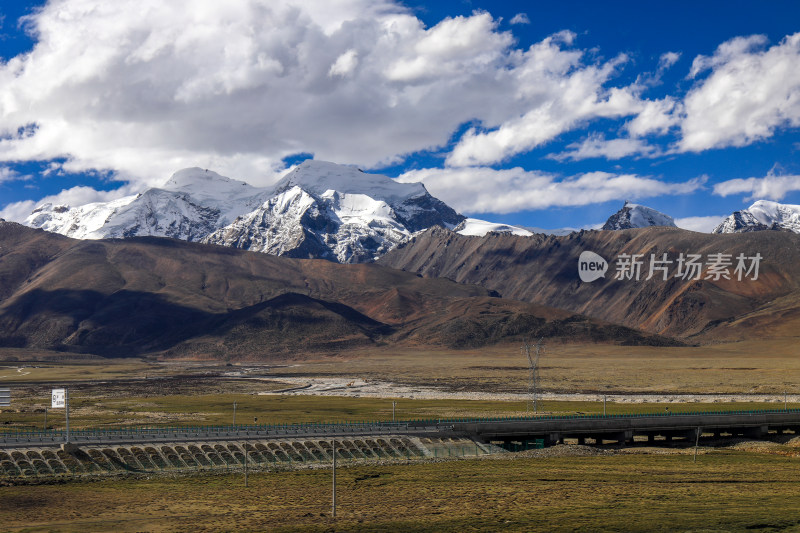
[
  {"left": 3, "top": 338, "right": 800, "bottom": 394},
  {"left": 3, "top": 341, "right": 800, "bottom": 531},
  {"left": 306, "top": 340, "right": 800, "bottom": 394},
  {"left": 2, "top": 339, "right": 800, "bottom": 430},
  {"left": 2, "top": 450, "right": 800, "bottom": 532},
  {"left": 3, "top": 391, "right": 798, "bottom": 431}
]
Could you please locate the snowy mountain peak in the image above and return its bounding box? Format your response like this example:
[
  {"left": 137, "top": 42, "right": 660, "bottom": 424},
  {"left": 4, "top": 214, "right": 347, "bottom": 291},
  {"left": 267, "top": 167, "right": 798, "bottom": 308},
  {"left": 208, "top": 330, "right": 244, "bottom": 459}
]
[
  {"left": 161, "top": 167, "right": 261, "bottom": 200},
  {"left": 713, "top": 200, "right": 800, "bottom": 234},
  {"left": 23, "top": 160, "right": 465, "bottom": 263},
  {"left": 274, "top": 160, "right": 427, "bottom": 202},
  {"left": 602, "top": 202, "right": 676, "bottom": 230}
]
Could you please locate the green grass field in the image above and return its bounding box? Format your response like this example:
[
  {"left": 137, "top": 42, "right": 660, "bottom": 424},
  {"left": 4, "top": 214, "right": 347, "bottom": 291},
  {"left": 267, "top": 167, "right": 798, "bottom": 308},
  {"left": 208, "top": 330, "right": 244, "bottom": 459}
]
[{"left": 2, "top": 450, "right": 799, "bottom": 532}]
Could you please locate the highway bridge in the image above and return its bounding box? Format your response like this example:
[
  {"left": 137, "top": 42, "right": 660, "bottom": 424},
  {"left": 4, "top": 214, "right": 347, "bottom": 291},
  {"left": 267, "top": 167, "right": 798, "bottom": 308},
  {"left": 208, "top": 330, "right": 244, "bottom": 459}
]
[
  {"left": 3, "top": 409, "right": 800, "bottom": 478},
  {"left": 451, "top": 409, "right": 800, "bottom": 446}
]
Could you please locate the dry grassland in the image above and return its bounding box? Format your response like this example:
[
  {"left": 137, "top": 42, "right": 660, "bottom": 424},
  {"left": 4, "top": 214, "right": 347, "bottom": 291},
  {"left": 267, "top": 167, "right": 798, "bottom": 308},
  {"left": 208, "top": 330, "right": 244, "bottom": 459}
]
[{"left": 2, "top": 450, "right": 800, "bottom": 532}]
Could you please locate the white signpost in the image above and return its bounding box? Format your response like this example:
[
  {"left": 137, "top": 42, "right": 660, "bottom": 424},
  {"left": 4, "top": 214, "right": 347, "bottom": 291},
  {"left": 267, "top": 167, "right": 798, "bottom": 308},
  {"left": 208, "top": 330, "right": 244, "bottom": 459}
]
[
  {"left": 51, "top": 389, "right": 65, "bottom": 408},
  {"left": 51, "top": 388, "right": 70, "bottom": 443},
  {"left": 0, "top": 388, "right": 10, "bottom": 407}
]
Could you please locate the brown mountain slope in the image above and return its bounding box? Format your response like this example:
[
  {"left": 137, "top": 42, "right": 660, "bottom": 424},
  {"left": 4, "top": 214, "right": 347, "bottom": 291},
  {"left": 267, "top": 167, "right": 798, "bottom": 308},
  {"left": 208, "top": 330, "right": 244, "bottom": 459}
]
[
  {"left": 0, "top": 222, "right": 669, "bottom": 357},
  {"left": 379, "top": 226, "right": 800, "bottom": 341}
]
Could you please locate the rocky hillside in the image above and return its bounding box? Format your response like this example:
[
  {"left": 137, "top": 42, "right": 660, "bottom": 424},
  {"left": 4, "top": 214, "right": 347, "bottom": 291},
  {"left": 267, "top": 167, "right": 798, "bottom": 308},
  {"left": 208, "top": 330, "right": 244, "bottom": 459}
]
[
  {"left": 0, "top": 222, "right": 667, "bottom": 358},
  {"left": 379, "top": 226, "right": 800, "bottom": 341}
]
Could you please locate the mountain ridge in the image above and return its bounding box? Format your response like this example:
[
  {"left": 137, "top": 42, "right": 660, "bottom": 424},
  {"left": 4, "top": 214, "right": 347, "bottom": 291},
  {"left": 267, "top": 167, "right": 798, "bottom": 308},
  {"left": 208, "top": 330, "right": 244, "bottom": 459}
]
[
  {"left": 23, "top": 161, "right": 464, "bottom": 264},
  {"left": 379, "top": 225, "right": 800, "bottom": 342},
  {"left": 0, "top": 221, "right": 669, "bottom": 357},
  {"left": 713, "top": 200, "right": 800, "bottom": 234}
]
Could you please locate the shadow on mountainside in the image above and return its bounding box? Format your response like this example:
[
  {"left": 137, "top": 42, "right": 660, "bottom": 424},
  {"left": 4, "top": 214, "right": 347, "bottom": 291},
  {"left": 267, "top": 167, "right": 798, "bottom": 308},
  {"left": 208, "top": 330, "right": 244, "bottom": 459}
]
[{"left": 0, "top": 289, "right": 391, "bottom": 357}]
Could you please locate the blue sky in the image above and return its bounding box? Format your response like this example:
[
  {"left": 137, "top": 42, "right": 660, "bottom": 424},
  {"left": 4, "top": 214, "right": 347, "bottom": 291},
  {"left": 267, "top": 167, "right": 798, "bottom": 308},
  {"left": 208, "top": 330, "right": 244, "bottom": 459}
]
[{"left": 0, "top": 0, "right": 799, "bottom": 231}]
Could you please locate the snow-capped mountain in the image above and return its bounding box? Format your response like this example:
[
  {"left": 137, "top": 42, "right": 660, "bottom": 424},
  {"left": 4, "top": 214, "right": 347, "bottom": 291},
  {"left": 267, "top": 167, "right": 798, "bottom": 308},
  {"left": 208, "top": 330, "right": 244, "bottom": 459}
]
[
  {"left": 712, "top": 200, "right": 800, "bottom": 234},
  {"left": 205, "top": 161, "right": 463, "bottom": 262},
  {"left": 25, "top": 168, "right": 266, "bottom": 241},
  {"left": 25, "top": 160, "right": 464, "bottom": 263},
  {"left": 602, "top": 202, "right": 676, "bottom": 230},
  {"left": 454, "top": 218, "right": 533, "bottom": 237}
]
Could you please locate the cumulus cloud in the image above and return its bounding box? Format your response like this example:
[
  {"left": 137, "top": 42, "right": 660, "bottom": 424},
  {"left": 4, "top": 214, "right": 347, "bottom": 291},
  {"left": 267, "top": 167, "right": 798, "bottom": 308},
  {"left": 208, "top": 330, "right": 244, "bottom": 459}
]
[
  {"left": 680, "top": 33, "right": 800, "bottom": 151},
  {"left": 0, "top": 1, "right": 651, "bottom": 190},
  {"left": 674, "top": 215, "right": 726, "bottom": 233},
  {"left": 329, "top": 49, "right": 359, "bottom": 77},
  {"left": 398, "top": 166, "right": 704, "bottom": 214},
  {"left": 549, "top": 134, "right": 660, "bottom": 161},
  {"left": 510, "top": 13, "right": 530, "bottom": 25},
  {"left": 625, "top": 97, "right": 681, "bottom": 137},
  {"left": 446, "top": 34, "right": 644, "bottom": 167},
  {"left": 713, "top": 171, "right": 800, "bottom": 200}
]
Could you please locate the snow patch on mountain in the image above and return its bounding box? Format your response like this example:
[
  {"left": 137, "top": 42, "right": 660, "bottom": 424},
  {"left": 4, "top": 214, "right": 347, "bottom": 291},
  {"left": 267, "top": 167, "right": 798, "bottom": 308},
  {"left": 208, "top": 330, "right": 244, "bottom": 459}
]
[
  {"left": 274, "top": 160, "right": 426, "bottom": 203},
  {"left": 602, "top": 202, "right": 676, "bottom": 230},
  {"left": 455, "top": 218, "right": 533, "bottom": 237},
  {"left": 26, "top": 195, "right": 139, "bottom": 239},
  {"left": 713, "top": 200, "right": 800, "bottom": 234},
  {"left": 24, "top": 168, "right": 266, "bottom": 241}
]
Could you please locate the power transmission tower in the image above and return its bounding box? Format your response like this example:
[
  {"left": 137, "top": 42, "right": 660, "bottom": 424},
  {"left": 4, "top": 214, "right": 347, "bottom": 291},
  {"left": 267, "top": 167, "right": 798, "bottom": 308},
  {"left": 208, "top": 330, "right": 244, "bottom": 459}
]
[{"left": 523, "top": 337, "right": 544, "bottom": 414}]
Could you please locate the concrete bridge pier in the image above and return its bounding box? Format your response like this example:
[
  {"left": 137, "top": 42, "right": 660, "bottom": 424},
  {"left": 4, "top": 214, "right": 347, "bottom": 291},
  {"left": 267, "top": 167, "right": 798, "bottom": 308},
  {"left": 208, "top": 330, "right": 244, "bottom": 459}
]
[
  {"left": 745, "top": 426, "right": 769, "bottom": 439},
  {"left": 545, "top": 433, "right": 562, "bottom": 446}
]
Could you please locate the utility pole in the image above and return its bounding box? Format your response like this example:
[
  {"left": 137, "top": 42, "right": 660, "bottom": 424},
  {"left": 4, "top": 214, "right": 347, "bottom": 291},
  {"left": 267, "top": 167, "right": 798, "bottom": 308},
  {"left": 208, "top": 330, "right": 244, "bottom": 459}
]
[
  {"left": 523, "top": 337, "right": 544, "bottom": 413},
  {"left": 392, "top": 401, "right": 396, "bottom": 422},
  {"left": 603, "top": 396, "right": 607, "bottom": 416},
  {"left": 244, "top": 448, "right": 248, "bottom": 488},
  {"left": 44, "top": 407, "right": 48, "bottom": 431},
  {"left": 332, "top": 440, "right": 337, "bottom": 518},
  {"left": 233, "top": 401, "right": 237, "bottom": 426},
  {"left": 693, "top": 427, "right": 701, "bottom": 463},
  {"left": 785, "top": 391, "right": 788, "bottom": 411},
  {"left": 65, "top": 388, "right": 70, "bottom": 444}
]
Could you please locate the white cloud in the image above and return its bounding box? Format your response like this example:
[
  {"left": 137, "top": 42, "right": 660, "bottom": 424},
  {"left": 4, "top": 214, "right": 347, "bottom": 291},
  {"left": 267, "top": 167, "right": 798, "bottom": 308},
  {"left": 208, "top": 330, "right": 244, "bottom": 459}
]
[
  {"left": 510, "top": 13, "right": 530, "bottom": 25},
  {"left": 0, "top": 166, "right": 24, "bottom": 182},
  {"left": 713, "top": 172, "right": 800, "bottom": 200},
  {"left": 383, "top": 12, "right": 513, "bottom": 83},
  {"left": 674, "top": 215, "right": 725, "bottom": 233},
  {"left": 680, "top": 33, "right": 800, "bottom": 151},
  {"left": 658, "top": 51, "right": 681, "bottom": 70},
  {"left": 0, "top": 1, "right": 654, "bottom": 191},
  {"left": 329, "top": 49, "right": 359, "bottom": 77},
  {"left": 446, "top": 35, "right": 644, "bottom": 166},
  {"left": 549, "top": 133, "right": 660, "bottom": 161},
  {"left": 625, "top": 97, "right": 680, "bottom": 137},
  {"left": 0, "top": 184, "right": 139, "bottom": 222},
  {"left": 398, "top": 166, "right": 704, "bottom": 214}
]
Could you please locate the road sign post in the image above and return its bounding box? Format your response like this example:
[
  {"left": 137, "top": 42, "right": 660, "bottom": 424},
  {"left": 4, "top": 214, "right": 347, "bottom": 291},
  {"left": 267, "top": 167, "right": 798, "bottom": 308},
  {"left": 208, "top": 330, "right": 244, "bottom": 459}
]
[{"left": 52, "top": 388, "right": 69, "bottom": 443}]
